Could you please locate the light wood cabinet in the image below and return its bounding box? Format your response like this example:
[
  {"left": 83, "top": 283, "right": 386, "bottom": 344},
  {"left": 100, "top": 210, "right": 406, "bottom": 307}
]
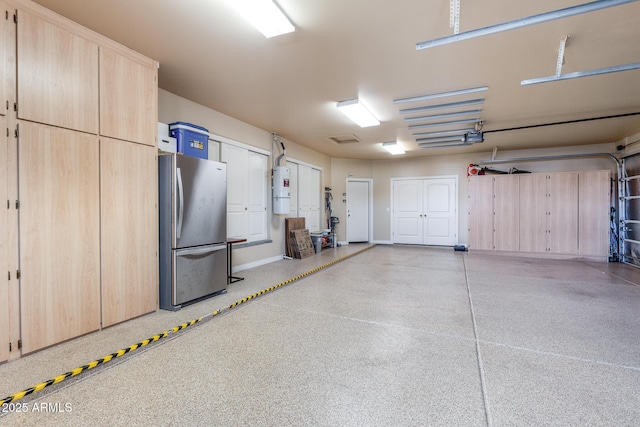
[
  {"left": 468, "top": 176, "right": 493, "bottom": 250},
  {"left": 579, "top": 170, "right": 611, "bottom": 256},
  {"left": 493, "top": 175, "right": 520, "bottom": 251},
  {"left": 0, "top": 0, "right": 6, "bottom": 117},
  {"left": 548, "top": 172, "right": 579, "bottom": 254},
  {"left": 99, "top": 48, "right": 157, "bottom": 146},
  {"left": 519, "top": 174, "right": 547, "bottom": 252},
  {"left": 16, "top": 9, "right": 99, "bottom": 133},
  {"left": 469, "top": 171, "right": 610, "bottom": 259},
  {"left": 100, "top": 138, "right": 157, "bottom": 327},
  {"left": 4, "top": 0, "right": 158, "bottom": 360},
  {"left": 18, "top": 122, "right": 100, "bottom": 354},
  {"left": 0, "top": 115, "right": 8, "bottom": 363}
]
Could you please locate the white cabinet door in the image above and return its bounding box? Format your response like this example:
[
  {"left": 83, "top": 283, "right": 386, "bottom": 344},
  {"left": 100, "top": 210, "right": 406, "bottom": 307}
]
[
  {"left": 347, "top": 180, "right": 370, "bottom": 242},
  {"left": 0, "top": 0, "right": 6, "bottom": 117},
  {"left": 222, "top": 144, "right": 248, "bottom": 240},
  {"left": 423, "top": 178, "right": 457, "bottom": 246},
  {"left": 394, "top": 178, "right": 457, "bottom": 246},
  {"left": 287, "top": 162, "right": 298, "bottom": 218},
  {"left": 248, "top": 151, "right": 267, "bottom": 241},
  {"left": 393, "top": 180, "right": 423, "bottom": 244},
  {"left": 308, "top": 167, "right": 321, "bottom": 232}
]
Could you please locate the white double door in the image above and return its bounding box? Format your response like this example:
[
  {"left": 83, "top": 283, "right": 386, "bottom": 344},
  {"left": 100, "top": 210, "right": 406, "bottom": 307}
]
[{"left": 393, "top": 177, "right": 457, "bottom": 246}]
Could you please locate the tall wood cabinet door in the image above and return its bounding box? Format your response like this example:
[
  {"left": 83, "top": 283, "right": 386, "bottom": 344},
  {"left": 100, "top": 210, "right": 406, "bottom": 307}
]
[
  {"left": 0, "top": 0, "right": 6, "bottom": 117},
  {"left": 519, "top": 174, "right": 547, "bottom": 253},
  {"left": 579, "top": 170, "right": 610, "bottom": 256},
  {"left": 101, "top": 139, "right": 158, "bottom": 327},
  {"left": 493, "top": 175, "right": 520, "bottom": 251},
  {"left": 99, "top": 48, "right": 157, "bottom": 146},
  {"left": 247, "top": 151, "right": 268, "bottom": 241},
  {"left": 548, "top": 172, "right": 579, "bottom": 254},
  {"left": 16, "top": 10, "right": 98, "bottom": 133},
  {"left": 0, "top": 116, "right": 8, "bottom": 363},
  {"left": 468, "top": 177, "right": 493, "bottom": 250},
  {"left": 19, "top": 122, "right": 100, "bottom": 354}
]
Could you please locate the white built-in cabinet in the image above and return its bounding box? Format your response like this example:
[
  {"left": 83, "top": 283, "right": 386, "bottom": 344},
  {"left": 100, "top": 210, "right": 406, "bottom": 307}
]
[
  {"left": 222, "top": 143, "right": 268, "bottom": 242},
  {"left": 297, "top": 164, "right": 321, "bottom": 232},
  {"left": 468, "top": 170, "right": 610, "bottom": 258},
  {"left": 2, "top": 0, "right": 158, "bottom": 358}
]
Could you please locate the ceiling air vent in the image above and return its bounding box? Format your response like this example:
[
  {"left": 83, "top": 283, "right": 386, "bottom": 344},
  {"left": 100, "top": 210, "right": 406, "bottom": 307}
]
[{"left": 328, "top": 134, "right": 361, "bottom": 144}]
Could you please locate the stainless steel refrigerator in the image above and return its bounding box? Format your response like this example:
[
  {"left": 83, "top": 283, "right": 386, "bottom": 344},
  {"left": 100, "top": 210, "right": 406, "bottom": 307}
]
[{"left": 158, "top": 154, "right": 227, "bottom": 311}]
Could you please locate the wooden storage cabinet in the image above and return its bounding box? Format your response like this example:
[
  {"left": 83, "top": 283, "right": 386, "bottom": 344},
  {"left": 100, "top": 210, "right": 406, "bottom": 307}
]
[
  {"left": 548, "top": 172, "right": 579, "bottom": 254},
  {"left": 18, "top": 122, "right": 101, "bottom": 354},
  {"left": 518, "top": 174, "right": 547, "bottom": 252},
  {"left": 101, "top": 139, "right": 157, "bottom": 327},
  {"left": 469, "top": 171, "right": 610, "bottom": 259},
  {"left": 1, "top": 0, "right": 6, "bottom": 117},
  {"left": 493, "top": 175, "right": 520, "bottom": 251},
  {"left": 468, "top": 176, "right": 493, "bottom": 250},
  {"left": 16, "top": 9, "right": 99, "bottom": 133},
  {"left": 99, "top": 48, "right": 157, "bottom": 146},
  {"left": 579, "top": 170, "right": 611, "bottom": 256},
  {"left": 0, "top": 115, "right": 8, "bottom": 363},
  {"left": 1, "top": 0, "right": 159, "bottom": 360}
]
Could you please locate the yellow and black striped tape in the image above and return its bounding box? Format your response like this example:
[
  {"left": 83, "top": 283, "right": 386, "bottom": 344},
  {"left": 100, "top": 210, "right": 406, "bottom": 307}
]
[{"left": 0, "top": 245, "right": 374, "bottom": 406}]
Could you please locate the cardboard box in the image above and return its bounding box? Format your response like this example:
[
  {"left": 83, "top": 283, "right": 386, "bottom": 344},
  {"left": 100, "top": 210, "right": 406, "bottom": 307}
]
[{"left": 290, "top": 229, "right": 314, "bottom": 259}]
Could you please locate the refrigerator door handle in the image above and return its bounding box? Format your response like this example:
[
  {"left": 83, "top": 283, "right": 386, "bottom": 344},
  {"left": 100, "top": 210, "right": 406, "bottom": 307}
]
[
  {"left": 176, "top": 244, "right": 227, "bottom": 256},
  {"left": 176, "top": 167, "right": 184, "bottom": 239}
]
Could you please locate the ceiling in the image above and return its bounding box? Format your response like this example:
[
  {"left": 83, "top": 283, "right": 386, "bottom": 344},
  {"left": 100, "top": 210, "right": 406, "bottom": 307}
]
[{"left": 31, "top": 0, "right": 640, "bottom": 160}]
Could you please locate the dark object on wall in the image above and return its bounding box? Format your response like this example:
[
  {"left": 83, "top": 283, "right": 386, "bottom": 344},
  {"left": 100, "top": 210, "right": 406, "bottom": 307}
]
[{"left": 454, "top": 245, "right": 468, "bottom": 252}]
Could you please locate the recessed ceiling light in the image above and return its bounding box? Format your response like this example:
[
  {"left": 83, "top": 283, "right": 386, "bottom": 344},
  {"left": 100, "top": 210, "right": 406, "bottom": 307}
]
[
  {"left": 337, "top": 99, "right": 380, "bottom": 128},
  {"left": 382, "top": 141, "right": 405, "bottom": 155},
  {"left": 226, "top": 0, "right": 295, "bottom": 38}
]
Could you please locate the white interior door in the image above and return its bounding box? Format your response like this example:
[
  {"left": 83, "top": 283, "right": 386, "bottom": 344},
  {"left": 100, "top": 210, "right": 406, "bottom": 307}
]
[
  {"left": 393, "top": 180, "right": 422, "bottom": 244},
  {"left": 347, "top": 180, "right": 370, "bottom": 242},
  {"left": 423, "top": 178, "right": 457, "bottom": 246},
  {"left": 393, "top": 177, "right": 457, "bottom": 246}
]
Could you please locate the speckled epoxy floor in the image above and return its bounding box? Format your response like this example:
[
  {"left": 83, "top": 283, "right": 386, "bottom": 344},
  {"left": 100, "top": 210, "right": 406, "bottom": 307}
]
[{"left": 1, "top": 245, "right": 640, "bottom": 426}]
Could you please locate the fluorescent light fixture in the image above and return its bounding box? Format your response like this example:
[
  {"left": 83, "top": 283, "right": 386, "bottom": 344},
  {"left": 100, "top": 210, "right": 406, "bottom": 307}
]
[
  {"left": 413, "top": 128, "right": 474, "bottom": 138},
  {"left": 399, "top": 98, "right": 485, "bottom": 115},
  {"left": 404, "top": 110, "right": 482, "bottom": 122},
  {"left": 382, "top": 141, "right": 405, "bottom": 155},
  {"left": 408, "top": 118, "right": 481, "bottom": 130},
  {"left": 394, "top": 87, "right": 488, "bottom": 104},
  {"left": 416, "top": 0, "right": 638, "bottom": 50},
  {"left": 521, "top": 61, "right": 640, "bottom": 86},
  {"left": 227, "top": 0, "right": 295, "bottom": 38},
  {"left": 337, "top": 99, "right": 380, "bottom": 128}
]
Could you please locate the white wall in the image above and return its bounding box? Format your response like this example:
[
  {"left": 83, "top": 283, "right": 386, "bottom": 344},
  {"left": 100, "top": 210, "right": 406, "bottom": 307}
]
[
  {"left": 160, "top": 87, "right": 622, "bottom": 262},
  {"left": 332, "top": 143, "right": 618, "bottom": 245},
  {"left": 159, "top": 89, "right": 331, "bottom": 270}
]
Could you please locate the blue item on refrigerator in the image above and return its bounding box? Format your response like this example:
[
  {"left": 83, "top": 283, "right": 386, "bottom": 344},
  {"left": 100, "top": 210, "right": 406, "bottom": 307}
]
[{"left": 169, "top": 122, "right": 209, "bottom": 159}]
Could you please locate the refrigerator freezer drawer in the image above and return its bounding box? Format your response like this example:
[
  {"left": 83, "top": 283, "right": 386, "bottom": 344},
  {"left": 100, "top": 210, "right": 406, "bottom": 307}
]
[{"left": 168, "top": 244, "right": 227, "bottom": 309}]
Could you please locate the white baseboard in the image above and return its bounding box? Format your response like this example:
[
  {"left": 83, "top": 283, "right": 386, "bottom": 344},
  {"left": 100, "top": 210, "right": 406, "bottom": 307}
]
[{"left": 233, "top": 255, "right": 284, "bottom": 273}]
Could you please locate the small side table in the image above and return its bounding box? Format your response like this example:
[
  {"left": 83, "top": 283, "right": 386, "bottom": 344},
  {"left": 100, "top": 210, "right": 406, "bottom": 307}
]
[{"left": 227, "top": 238, "right": 247, "bottom": 284}]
